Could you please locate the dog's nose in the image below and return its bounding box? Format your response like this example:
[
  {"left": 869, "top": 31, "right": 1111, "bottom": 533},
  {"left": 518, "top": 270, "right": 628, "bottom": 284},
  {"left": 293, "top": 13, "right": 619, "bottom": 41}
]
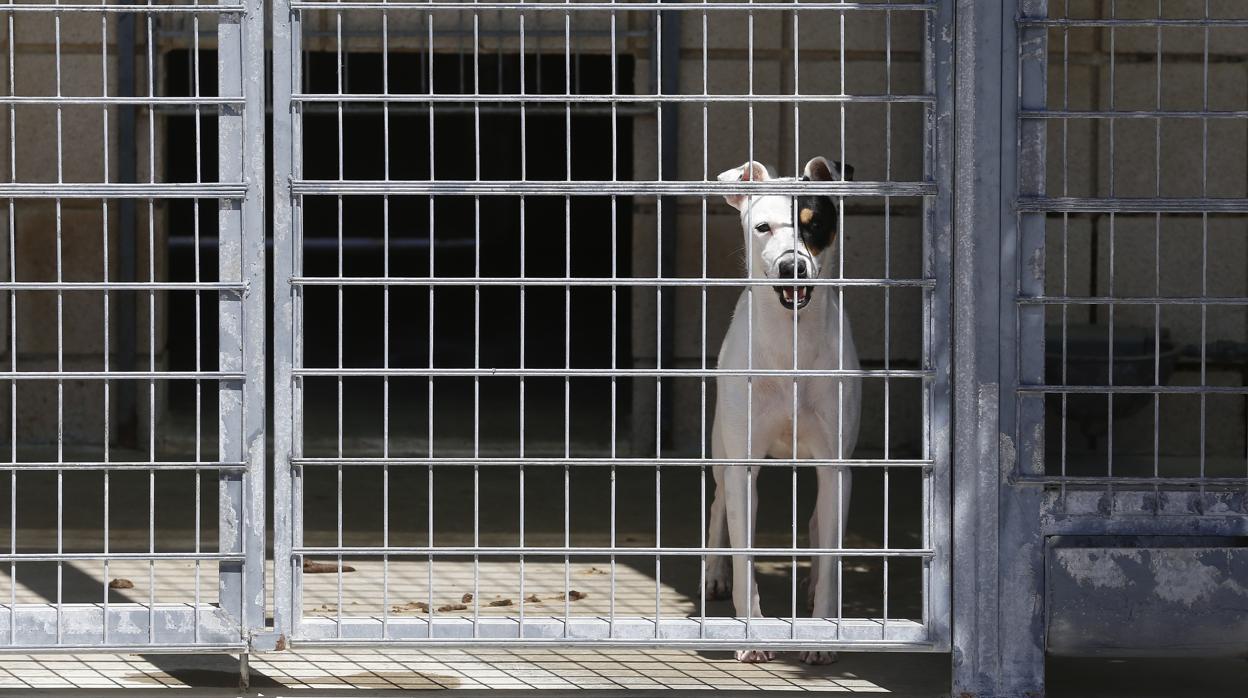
[{"left": 777, "top": 256, "right": 808, "bottom": 279}]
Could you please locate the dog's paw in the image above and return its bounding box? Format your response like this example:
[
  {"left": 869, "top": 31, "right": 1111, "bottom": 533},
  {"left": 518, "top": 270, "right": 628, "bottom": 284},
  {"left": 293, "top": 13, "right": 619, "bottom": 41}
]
[
  {"left": 734, "top": 650, "right": 775, "bottom": 663},
  {"left": 798, "top": 650, "right": 839, "bottom": 665},
  {"left": 705, "top": 575, "right": 732, "bottom": 601}
]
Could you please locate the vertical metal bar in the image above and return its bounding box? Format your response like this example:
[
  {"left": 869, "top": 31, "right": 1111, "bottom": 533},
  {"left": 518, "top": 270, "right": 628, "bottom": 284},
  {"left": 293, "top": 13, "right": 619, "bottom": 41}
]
[
  {"left": 518, "top": 1, "right": 528, "bottom": 640},
  {"left": 240, "top": 0, "right": 269, "bottom": 641},
  {"left": 926, "top": 0, "right": 954, "bottom": 655},
  {"left": 334, "top": 8, "right": 345, "bottom": 641},
  {"left": 218, "top": 0, "right": 246, "bottom": 627},
  {"left": 218, "top": 0, "right": 266, "bottom": 637},
  {"left": 381, "top": 1, "right": 392, "bottom": 641},
  {"left": 696, "top": 5, "right": 707, "bottom": 640},
  {"left": 272, "top": 0, "right": 305, "bottom": 644},
  {"left": 1006, "top": 1, "right": 1049, "bottom": 690},
  {"left": 54, "top": 6, "right": 65, "bottom": 646}
]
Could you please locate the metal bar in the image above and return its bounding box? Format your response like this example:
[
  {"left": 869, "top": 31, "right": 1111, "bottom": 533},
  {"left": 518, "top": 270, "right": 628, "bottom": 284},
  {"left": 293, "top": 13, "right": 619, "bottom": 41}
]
[
  {"left": 271, "top": 0, "right": 303, "bottom": 647},
  {"left": 1019, "top": 295, "right": 1248, "bottom": 305},
  {"left": 1023, "top": 109, "right": 1248, "bottom": 119},
  {"left": 292, "top": 367, "right": 932, "bottom": 378},
  {"left": 290, "top": 276, "right": 934, "bottom": 288},
  {"left": 925, "top": 0, "right": 955, "bottom": 654},
  {"left": 290, "top": 2, "right": 937, "bottom": 11},
  {"left": 1020, "top": 196, "right": 1248, "bottom": 213},
  {"left": 0, "top": 553, "right": 246, "bottom": 562},
  {"left": 0, "top": 371, "right": 245, "bottom": 380},
  {"left": 1021, "top": 385, "right": 1248, "bottom": 395},
  {"left": 291, "top": 93, "right": 934, "bottom": 104},
  {"left": 1019, "top": 17, "right": 1248, "bottom": 27},
  {"left": 290, "top": 180, "right": 934, "bottom": 196},
  {"left": 0, "top": 282, "right": 247, "bottom": 291},
  {"left": 294, "top": 546, "right": 936, "bottom": 557},
  {"left": 0, "top": 96, "right": 243, "bottom": 105},
  {"left": 291, "top": 457, "right": 933, "bottom": 468},
  {"left": 1014, "top": 475, "right": 1248, "bottom": 487},
  {"left": 0, "top": 183, "right": 248, "bottom": 198},
  {"left": 0, "top": 4, "right": 245, "bottom": 12},
  {"left": 0, "top": 462, "right": 247, "bottom": 471}
]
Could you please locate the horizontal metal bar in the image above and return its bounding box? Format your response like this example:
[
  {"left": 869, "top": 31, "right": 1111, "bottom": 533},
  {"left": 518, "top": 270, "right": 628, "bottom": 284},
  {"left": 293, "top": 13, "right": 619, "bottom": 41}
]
[
  {"left": 1019, "top": 17, "right": 1248, "bottom": 27},
  {"left": 0, "top": 282, "right": 246, "bottom": 292},
  {"left": 292, "top": 457, "right": 933, "bottom": 469},
  {"left": 0, "top": 183, "right": 246, "bottom": 199},
  {"left": 291, "top": 1, "right": 936, "bottom": 12},
  {"left": 1019, "top": 295, "right": 1248, "bottom": 306},
  {"left": 295, "top": 93, "right": 934, "bottom": 105},
  {"left": 0, "top": 3, "right": 242, "bottom": 13},
  {"left": 292, "top": 179, "right": 934, "bottom": 197},
  {"left": 1019, "top": 384, "right": 1248, "bottom": 395},
  {"left": 0, "top": 643, "right": 247, "bottom": 654},
  {"left": 2, "top": 461, "right": 248, "bottom": 471},
  {"left": 0, "top": 96, "right": 242, "bottom": 106},
  {"left": 0, "top": 553, "right": 244, "bottom": 562},
  {"left": 0, "top": 370, "right": 244, "bottom": 380},
  {"left": 1022, "top": 109, "right": 1248, "bottom": 120},
  {"left": 294, "top": 616, "right": 932, "bottom": 648},
  {"left": 291, "top": 637, "right": 936, "bottom": 651},
  {"left": 294, "top": 367, "right": 932, "bottom": 379},
  {"left": 292, "top": 276, "right": 934, "bottom": 289},
  {"left": 1015, "top": 475, "right": 1248, "bottom": 487},
  {"left": 1018, "top": 197, "right": 1248, "bottom": 213},
  {"left": 296, "top": 546, "right": 933, "bottom": 557}
]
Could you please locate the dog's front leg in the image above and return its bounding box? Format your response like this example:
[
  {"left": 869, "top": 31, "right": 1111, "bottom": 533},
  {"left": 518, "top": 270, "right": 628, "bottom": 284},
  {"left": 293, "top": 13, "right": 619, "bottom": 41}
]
[
  {"left": 801, "top": 464, "right": 853, "bottom": 665},
  {"left": 721, "top": 462, "right": 773, "bottom": 663},
  {"left": 722, "top": 463, "right": 763, "bottom": 619},
  {"left": 704, "top": 465, "right": 731, "bottom": 600}
]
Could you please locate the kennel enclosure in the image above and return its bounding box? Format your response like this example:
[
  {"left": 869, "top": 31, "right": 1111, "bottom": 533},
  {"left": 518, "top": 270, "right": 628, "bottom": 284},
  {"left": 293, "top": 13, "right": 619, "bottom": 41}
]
[{"left": 0, "top": 2, "right": 1243, "bottom": 697}]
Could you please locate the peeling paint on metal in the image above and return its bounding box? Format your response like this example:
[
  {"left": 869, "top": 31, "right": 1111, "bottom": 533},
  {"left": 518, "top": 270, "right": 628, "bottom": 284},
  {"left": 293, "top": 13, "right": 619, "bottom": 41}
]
[
  {"left": 1059, "top": 549, "right": 1132, "bottom": 589},
  {"left": 1151, "top": 553, "right": 1247, "bottom": 607}
]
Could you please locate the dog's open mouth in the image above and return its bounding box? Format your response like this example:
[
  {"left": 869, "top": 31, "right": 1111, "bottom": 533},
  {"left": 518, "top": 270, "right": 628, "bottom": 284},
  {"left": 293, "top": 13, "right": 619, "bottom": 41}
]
[{"left": 774, "top": 285, "right": 814, "bottom": 310}]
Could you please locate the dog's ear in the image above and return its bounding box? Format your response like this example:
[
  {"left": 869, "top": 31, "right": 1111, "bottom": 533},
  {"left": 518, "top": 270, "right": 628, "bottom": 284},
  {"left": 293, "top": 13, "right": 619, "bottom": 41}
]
[
  {"left": 803, "top": 156, "right": 853, "bottom": 182},
  {"left": 716, "top": 160, "right": 769, "bottom": 211}
]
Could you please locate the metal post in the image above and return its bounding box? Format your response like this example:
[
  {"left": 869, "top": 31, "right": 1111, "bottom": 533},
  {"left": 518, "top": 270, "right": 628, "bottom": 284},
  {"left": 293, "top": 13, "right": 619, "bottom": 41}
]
[
  {"left": 951, "top": 1, "right": 1046, "bottom": 696},
  {"left": 271, "top": 0, "right": 302, "bottom": 645},
  {"left": 217, "top": 0, "right": 267, "bottom": 632}
]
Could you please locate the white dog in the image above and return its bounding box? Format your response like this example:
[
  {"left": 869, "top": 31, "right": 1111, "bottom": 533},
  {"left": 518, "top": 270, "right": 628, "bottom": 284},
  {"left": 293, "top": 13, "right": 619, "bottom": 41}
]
[{"left": 706, "top": 157, "right": 862, "bottom": 665}]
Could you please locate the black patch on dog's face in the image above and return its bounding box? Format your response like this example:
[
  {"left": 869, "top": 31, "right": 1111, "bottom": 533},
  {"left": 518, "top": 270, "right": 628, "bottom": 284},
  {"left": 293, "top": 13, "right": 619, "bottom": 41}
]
[{"left": 796, "top": 180, "right": 839, "bottom": 258}]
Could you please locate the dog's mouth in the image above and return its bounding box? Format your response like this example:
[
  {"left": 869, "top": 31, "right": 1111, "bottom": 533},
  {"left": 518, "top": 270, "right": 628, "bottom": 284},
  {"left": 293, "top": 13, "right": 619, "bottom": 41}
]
[{"left": 774, "top": 285, "right": 814, "bottom": 310}]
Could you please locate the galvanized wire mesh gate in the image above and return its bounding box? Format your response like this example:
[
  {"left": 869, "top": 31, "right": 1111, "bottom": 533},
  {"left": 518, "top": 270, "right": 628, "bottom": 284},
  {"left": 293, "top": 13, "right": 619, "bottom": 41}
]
[
  {"left": 0, "top": 0, "right": 266, "bottom": 651},
  {"left": 270, "top": 0, "right": 953, "bottom": 651}
]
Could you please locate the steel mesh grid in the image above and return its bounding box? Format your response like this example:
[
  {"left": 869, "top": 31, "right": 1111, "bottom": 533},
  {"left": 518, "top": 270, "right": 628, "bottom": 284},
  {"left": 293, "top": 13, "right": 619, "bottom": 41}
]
[
  {"left": 272, "top": 0, "right": 952, "bottom": 651},
  {"left": 0, "top": 0, "right": 265, "bottom": 651},
  {"left": 1014, "top": 0, "right": 1248, "bottom": 494}
]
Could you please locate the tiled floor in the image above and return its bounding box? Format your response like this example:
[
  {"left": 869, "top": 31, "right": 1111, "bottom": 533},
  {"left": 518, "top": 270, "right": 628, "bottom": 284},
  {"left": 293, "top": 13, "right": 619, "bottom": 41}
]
[{"left": 0, "top": 648, "right": 946, "bottom": 693}]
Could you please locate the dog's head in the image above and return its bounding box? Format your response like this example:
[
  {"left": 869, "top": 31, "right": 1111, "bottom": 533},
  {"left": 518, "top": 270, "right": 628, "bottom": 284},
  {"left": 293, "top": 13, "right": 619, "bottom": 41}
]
[{"left": 717, "top": 156, "right": 852, "bottom": 311}]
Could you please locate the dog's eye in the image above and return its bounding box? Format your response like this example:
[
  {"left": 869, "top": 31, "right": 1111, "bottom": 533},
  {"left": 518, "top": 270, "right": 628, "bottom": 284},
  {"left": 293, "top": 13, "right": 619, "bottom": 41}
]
[{"left": 754, "top": 223, "right": 771, "bottom": 234}]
